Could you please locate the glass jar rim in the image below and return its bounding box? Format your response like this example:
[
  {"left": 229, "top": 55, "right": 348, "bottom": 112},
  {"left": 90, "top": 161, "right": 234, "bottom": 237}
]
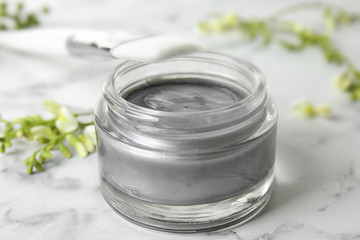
[{"left": 103, "top": 51, "right": 267, "bottom": 118}]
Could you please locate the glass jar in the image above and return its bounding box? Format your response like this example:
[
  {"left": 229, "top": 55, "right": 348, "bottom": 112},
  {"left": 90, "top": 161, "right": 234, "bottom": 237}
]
[{"left": 95, "top": 51, "right": 277, "bottom": 233}]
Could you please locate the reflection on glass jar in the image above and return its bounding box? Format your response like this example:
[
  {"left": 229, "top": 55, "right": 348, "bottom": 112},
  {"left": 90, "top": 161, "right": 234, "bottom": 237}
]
[{"left": 95, "top": 51, "right": 278, "bottom": 233}]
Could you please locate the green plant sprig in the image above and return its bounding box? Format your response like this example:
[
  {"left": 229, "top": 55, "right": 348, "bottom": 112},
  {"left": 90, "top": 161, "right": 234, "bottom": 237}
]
[
  {"left": 197, "top": 2, "right": 360, "bottom": 100},
  {"left": 0, "top": 2, "right": 49, "bottom": 30},
  {"left": 0, "top": 100, "right": 96, "bottom": 174}
]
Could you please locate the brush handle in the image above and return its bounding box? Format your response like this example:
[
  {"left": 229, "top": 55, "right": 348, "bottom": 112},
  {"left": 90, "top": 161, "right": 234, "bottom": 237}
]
[
  {"left": 0, "top": 28, "right": 140, "bottom": 59},
  {"left": 0, "top": 28, "right": 203, "bottom": 61}
]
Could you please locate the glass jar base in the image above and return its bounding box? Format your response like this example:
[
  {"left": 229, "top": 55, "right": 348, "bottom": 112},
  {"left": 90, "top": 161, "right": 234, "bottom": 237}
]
[{"left": 100, "top": 170, "right": 274, "bottom": 233}]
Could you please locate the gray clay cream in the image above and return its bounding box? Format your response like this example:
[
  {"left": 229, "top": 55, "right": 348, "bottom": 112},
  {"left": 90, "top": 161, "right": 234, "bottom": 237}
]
[{"left": 125, "top": 81, "right": 244, "bottom": 112}]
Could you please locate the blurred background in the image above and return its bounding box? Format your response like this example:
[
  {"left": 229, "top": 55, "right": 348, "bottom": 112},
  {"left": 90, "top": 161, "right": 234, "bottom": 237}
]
[{"left": 1, "top": 0, "right": 360, "bottom": 239}]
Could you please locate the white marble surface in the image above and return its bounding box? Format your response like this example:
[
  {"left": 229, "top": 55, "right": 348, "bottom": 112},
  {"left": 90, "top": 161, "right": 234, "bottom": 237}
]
[{"left": 1, "top": 0, "right": 360, "bottom": 239}]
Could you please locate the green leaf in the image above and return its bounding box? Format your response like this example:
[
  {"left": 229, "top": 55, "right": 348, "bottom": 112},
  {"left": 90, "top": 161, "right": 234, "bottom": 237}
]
[
  {"left": 78, "top": 134, "right": 95, "bottom": 152},
  {"left": 336, "top": 11, "right": 351, "bottom": 25},
  {"left": 0, "top": 2, "right": 7, "bottom": 17},
  {"left": 38, "top": 155, "right": 45, "bottom": 164},
  {"left": 35, "top": 136, "right": 50, "bottom": 144},
  {"left": 196, "top": 22, "right": 209, "bottom": 33},
  {"left": 58, "top": 142, "right": 72, "bottom": 158},
  {"left": 58, "top": 142, "right": 71, "bottom": 158},
  {"left": 26, "top": 155, "right": 36, "bottom": 174},
  {"left": 0, "top": 2, "right": 49, "bottom": 31},
  {"left": 27, "top": 161, "right": 34, "bottom": 174},
  {"left": 323, "top": 8, "right": 335, "bottom": 33},
  {"left": 40, "top": 150, "right": 52, "bottom": 159},
  {"left": 45, "top": 140, "right": 58, "bottom": 151},
  {"left": 42, "top": 6, "right": 49, "bottom": 14},
  {"left": 34, "top": 160, "right": 44, "bottom": 172},
  {"left": 0, "top": 143, "right": 5, "bottom": 153},
  {"left": 4, "top": 140, "right": 11, "bottom": 148},
  {"left": 278, "top": 40, "right": 304, "bottom": 51}
]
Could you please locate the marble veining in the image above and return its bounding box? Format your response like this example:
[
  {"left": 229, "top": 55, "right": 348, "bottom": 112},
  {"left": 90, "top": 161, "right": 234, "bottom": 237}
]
[
  {"left": 1, "top": 0, "right": 360, "bottom": 239},
  {"left": 317, "top": 161, "right": 360, "bottom": 212}
]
